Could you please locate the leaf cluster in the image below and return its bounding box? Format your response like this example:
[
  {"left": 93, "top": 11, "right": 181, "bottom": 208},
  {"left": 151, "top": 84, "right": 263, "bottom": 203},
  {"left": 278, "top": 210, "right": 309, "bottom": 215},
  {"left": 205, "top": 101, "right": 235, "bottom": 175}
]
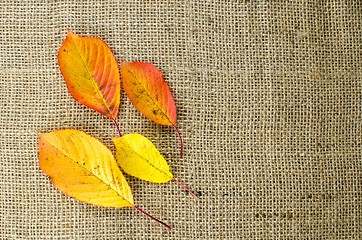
[{"left": 38, "top": 30, "right": 197, "bottom": 230}]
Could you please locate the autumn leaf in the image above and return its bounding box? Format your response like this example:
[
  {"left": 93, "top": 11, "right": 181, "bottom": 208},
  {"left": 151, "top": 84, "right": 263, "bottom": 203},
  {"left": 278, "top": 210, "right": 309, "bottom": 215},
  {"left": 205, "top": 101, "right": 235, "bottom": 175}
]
[
  {"left": 38, "top": 129, "right": 170, "bottom": 229},
  {"left": 113, "top": 134, "right": 197, "bottom": 198},
  {"left": 113, "top": 134, "right": 173, "bottom": 183},
  {"left": 121, "top": 62, "right": 183, "bottom": 156},
  {"left": 39, "top": 129, "right": 133, "bottom": 207},
  {"left": 121, "top": 62, "right": 176, "bottom": 126},
  {"left": 58, "top": 30, "right": 120, "bottom": 120}
]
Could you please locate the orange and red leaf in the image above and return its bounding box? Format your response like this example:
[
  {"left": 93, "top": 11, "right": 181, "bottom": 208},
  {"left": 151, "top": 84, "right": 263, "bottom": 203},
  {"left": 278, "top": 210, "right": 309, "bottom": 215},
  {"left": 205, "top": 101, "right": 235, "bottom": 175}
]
[
  {"left": 121, "top": 62, "right": 176, "bottom": 125},
  {"left": 57, "top": 30, "right": 120, "bottom": 119}
]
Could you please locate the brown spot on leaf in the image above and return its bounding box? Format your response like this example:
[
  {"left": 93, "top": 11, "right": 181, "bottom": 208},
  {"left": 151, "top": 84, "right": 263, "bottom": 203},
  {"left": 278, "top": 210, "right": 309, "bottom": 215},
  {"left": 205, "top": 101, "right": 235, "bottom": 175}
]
[
  {"left": 102, "top": 109, "right": 110, "bottom": 115},
  {"left": 109, "top": 102, "right": 115, "bottom": 111}
]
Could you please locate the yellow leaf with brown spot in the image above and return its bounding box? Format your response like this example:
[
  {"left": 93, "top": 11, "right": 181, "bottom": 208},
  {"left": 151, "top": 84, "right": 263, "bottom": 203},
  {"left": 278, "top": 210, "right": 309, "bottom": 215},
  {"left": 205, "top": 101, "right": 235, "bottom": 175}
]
[
  {"left": 58, "top": 30, "right": 120, "bottom": 120},
  {"left": 113, "top": 134, "right": 173, "bottom": 183},
  {"left": 38, "top": 129, "right": 134, "bottom": 208}
]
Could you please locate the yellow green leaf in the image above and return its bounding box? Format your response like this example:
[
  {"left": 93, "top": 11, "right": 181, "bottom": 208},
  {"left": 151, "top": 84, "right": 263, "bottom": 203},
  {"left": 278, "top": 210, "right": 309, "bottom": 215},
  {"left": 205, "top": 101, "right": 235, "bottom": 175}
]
[
  {"left": 113, "top": 134, "right": 173, "bottom": 183},
  {"left": 38, "top": 129, "right": 134, "bottom": 208}
]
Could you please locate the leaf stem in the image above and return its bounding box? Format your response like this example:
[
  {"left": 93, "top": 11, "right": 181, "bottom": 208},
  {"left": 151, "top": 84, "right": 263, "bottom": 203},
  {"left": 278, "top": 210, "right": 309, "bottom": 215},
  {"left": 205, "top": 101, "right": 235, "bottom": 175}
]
[
  {"left": 173, "top": 178, "right": 198, "bottom": 199},
  {"left": 134, "top": 206, "right": 171, "bottom": 230},
  {"left": 172, "top": 125, "right": 183, "bottom": 157},
  {"left": 113, "top": 119, "right": 122, "bottom": 138}
]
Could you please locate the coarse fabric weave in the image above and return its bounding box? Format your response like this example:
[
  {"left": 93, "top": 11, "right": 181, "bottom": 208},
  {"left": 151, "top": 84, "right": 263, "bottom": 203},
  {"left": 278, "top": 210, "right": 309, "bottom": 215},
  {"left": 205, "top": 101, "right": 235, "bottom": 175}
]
[{"left": 1, "top": 1, "right": 361, "bottom": 239}]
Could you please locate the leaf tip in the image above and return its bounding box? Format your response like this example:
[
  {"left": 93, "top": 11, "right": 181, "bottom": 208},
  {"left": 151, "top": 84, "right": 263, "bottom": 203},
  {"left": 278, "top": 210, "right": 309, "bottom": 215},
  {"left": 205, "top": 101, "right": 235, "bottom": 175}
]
[{"left": 66, "top": 29, "right": 78, "bottom": 40}]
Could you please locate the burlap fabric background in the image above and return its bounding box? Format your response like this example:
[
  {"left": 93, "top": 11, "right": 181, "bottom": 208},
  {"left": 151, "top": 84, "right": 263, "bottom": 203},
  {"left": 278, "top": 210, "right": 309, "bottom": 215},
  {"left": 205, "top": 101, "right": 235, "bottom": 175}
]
[{"left": 1, "top": 1, "right": 361, "bottom": 239}]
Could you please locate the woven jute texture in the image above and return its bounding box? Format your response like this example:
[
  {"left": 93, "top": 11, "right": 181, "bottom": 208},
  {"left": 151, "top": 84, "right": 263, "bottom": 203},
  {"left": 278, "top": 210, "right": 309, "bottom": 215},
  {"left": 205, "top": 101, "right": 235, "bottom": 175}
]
[{"left": 1, "top": 1, "right": 361, "bottom": 239}]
